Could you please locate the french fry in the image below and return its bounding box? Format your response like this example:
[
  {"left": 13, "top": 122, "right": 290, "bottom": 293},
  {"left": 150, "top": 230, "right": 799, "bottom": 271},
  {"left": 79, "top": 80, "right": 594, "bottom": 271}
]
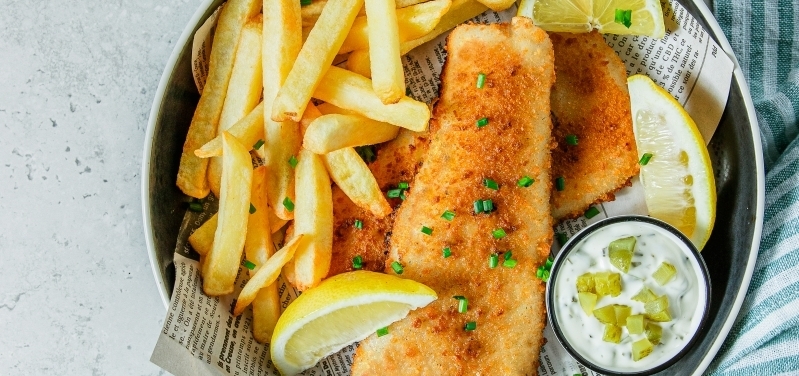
[
  {"left": 301, "top": 0, "right": 427, "bottom": 27},
  {"left": 188, "top": 213, "right": 218, "bottom": 256},
  {"left": 202, "top": 132, "right": 253, "bottom": 296},
  {"left": 233, "top": 234, "right": 304, "bottom": 315},
  {"left": 474, "top": 0, "right": 514, "bottom": 12},
  {"left": 292, "top": 149, "right": 334, "bottom": 291},
  {"left": 176, "top": 0, "right": 261, "bottom": 198},
  {"left": 346, "top": 49, "right": 372, "bottom": 78},
  {"left": 312, "top": 66, "right": 430, "bottom": 131},
  {"left": 209, "top": 17, "right": 264, "bottom": 196},
  {"left": 316, "top": 102, "right": 352, "bottom": 115},
  {"left": 337, "top": 0, "right": 451, "bottom": 54},
  {"left": 282, "top": 224, "right": 297, "bottom": 286},
  {"left": 245, "top": 166, "right": 281, "bottom": 342},
  {"left": 304, "top": 114, "right": 399, "bottom": 154},
  {"left": 194, "top": 103, "right": 265, "bottom": 158},
  {"left": 365, "top": 0, "right": 405, "bottom": 104},
  {"left": 263, "top": 0, "right": 304, "bottom": 221},
  {"left": 324, "top": 149, "right": 393, "bottom": 218},
  {"left": 271, "top": 217, "right": 288, "bottom": 234},
  {"left": 271, "top": 0, "right": 365, "bottom": 122}
]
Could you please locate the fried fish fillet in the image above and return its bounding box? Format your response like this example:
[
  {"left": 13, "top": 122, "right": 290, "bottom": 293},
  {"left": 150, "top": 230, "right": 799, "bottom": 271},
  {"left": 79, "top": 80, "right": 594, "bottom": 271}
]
[
  {"left": 549, "top": 31, "right": 639, "bottom": 220},
  {"left": 351, "top": 17, "right": 555, "bottom": 376}
]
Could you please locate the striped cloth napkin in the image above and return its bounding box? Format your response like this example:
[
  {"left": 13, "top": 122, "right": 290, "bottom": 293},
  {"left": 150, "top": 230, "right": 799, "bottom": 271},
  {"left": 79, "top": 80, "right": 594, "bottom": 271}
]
[{"left": 708, "top": 0, "right": 799, "bottom": 374}]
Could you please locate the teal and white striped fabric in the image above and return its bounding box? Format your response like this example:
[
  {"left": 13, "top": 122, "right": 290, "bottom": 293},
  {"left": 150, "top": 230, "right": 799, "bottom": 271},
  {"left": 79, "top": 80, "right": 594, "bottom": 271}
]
[{"left": 708, "top": 0, "right": 799, "bottom": 374}]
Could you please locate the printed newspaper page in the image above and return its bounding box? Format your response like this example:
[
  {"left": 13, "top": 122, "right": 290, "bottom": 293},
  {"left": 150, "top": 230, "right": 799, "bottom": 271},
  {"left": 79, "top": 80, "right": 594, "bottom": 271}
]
[{"left": 151, "top": 1, "right": 734, "bottom": 375}]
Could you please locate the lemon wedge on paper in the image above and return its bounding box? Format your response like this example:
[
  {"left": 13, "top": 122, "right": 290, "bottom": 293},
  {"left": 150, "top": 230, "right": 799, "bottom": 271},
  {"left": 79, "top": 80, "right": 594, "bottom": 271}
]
[
  {"left": 517, "top": 0, "right": 666, "bottom": 38},
  {"left": 270, "top": 271, "right": 437, "bottom": 375},
  {"left": 628, "top": 74, "right": 716, "bottom": 250}
]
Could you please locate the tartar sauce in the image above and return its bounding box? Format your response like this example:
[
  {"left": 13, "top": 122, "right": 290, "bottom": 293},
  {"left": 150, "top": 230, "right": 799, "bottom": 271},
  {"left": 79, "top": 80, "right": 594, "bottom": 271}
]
[{"left": 551, "top": 220, "right": 707, "bottom": 372}]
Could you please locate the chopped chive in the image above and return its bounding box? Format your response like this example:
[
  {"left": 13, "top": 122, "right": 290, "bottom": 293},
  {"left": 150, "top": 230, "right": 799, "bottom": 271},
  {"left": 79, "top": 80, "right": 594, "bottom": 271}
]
[
  {"left": 517, "top": 176, "right": 534, "bottom": 187},
  {"left": 536, "top": 266, "right": 544, "bottom": 278},
  {"left": 542, "top": 270, "right": 551, "bottom": 282},
  {"left": 453, "top": 295, "right": 466, "bottom": 300},
  {"left": 441, "top": 210, "right": 456, "bottom": 221},
  {"left": 566, "top": 134, "right": 578, "bottom": 146},
  {"left": 398, "top": 182, "right": 409, "bottom": 189},
  {"left": 476, "top": 117, "right": 489, "bottom": 128},
  {"left": 188, "top": 202, "right": 203, "bottom": 212},
  {"left": 387, "top": 189, "right": 402, "bottom": 198},
  {"left": 288, "top": 155, "right": 298, "bottom": 168},
  {"left": 476, "top": 73, "right": 486, "bottom": 89},
  {"left": 545, "top": 258, "right": 553, "bottom": 269},
  {"left": 464, "top": 321, "right": 477, "bottom": 331},
  {"left": 639, "top": 153, "right": 653, "bottom": 165},
  {"left": 400, "top": 191, "right": 407, "bottom": 201},
  {"left": 556, "top": 232, "right": 568, "bottom": 245},
  {"left": 352, "top": 255, "right": 363, "bottom": 269},
  {"left": 283, "top": 197, "right": 295, "bottom": 212},
  {"left": 473, "top": 200, "right": 484, "bottom": 214},
  {"left": 489, "top": 253, "right": 499, "bottom": 268},
  {"left": 504, "top": 251, "right": 513, "bottom": 260},
  {"left": 355, "top": 145, "right": 376, "bottom": 164},
  {"left": 249, "top": 203, "right": 256, "bottom": 214},
  {"left": 584, "top": 206, "right": 600, "bottom": 219},
  {"left": 354, "top": 219, "right": 363, "bottom": 229},
  {"left": 376, "top": 326, "right": 389, "bottom": 337},
  {"left": 482, "top": 199, "right": 494, "bottom": 212},
  {"left": 253, "top": 139, "right": 265, "bottom": 150},
  {"left": 391, "top": 261, "right": 404, "bottom": 274},
  {"left": 458, "top": 298, "right": 469, "bottom": 313},
  {"left": 421, "top": 226, "right": 433, "bottom": 236},
  {"left": 492, "top": 228, "right": 507, "bottom": 239},
  {"left": 243, "top": 260, "right": 256, "bottom": 270},
  {"left": 443, "top": 247, "right": 452, "bottom": 258},
  {"left": 483, "top": 178, "right": 499, "bottom": 190},
  {"left": 615, "top": 9, "right": 632, "bottom": 28},
  {"left": 555, "top": 176, "right": 565, "bottom": 191},
  {"left": 503, "top": 259, "right": 518, "bottom": 268}
]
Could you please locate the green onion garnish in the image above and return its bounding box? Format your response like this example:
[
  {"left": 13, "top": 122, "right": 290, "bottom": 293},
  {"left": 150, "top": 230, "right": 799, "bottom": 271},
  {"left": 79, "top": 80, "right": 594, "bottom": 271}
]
[
  {"left": 243, "top": 260, "right": 256, "bottom": 270},
  {"left": 464, "top": 321, "right": 477, "bottom": 331},
  {"left": 443, "top": 247, "right": 452, "bottom": 258},
  {"left": 492, "top": 228, "right": 507, "bottom": 239},
  {"left": 584, "top": 206, "right": 600, "bottom": 219},
  {"left": 352, "top": 255, "right": 363, "bottom": 269},
  {"left": 503, "top": 259, "right": 518, "bottom": 268},
  {"left": 354, "top": 219, "right": 363, "bottom": 229},
  {"left": 398, "top": 182, "right": 409, "bottom": 189},
  {"left": 288, "top": 155, "right": 298, "bottom": 168},
  {"left": 283, "top": 197, "right": 295, "bottom": 212},
  {"left": 566, "top": 134, "right": 578, "bottom": 146},
  {"left": 355, "top": 145, "right": 376, "bottom": 163},
  {"left": 421, "top": 226, "right": 433, "bottom": 235},
  {"left": 556, "top": 232, "right": 568, "bottom": 245},
  {"left": 249, "top": 203, "right": 256, "bottom": 214},
  {"left": 482, "top": 199, "right": 494, "bottom": 212},
  {"left": 253, "top": 139, "right": 265, "bottom": 150},
  {"left": 441, "top": 210, "right": 455, "bottom": 221},
  {"left": 387, "top": 189, "right": 402, "bottom": 198},
  {"left": 555, "top": 176, "right": 565, "bottom": 191},
  {"left": 377, "top": 326, "right": 389, "bottom": 337},
  {"left": 476, "top": 117, "right": 489, "bottom": 128},
  {"left": 517, "top": 176, "right": 534, "bottom": 187},
  {"left": 391, "top": 261, "right": 404, "bottom": 274},
  {"left": 504, "top": 251, "right": 512, "bottom": 260},
  {"left": 458, "top": 298, "right": 469, "bottom": 313},
  {"left": 453, "top": 295, "right": 466, "bottom": 300},
  {"left": 489, "top": 253, "right": 499, "bottom": 268},
  {"left": 542, "top": 270, "right": 551, "bottom": 282},
  {"left": 400, "top": 191, "right": 407, "bottom": 201},
  {"left": 188, "top": 202, "right": 203, "bottom": 212},
  {"left": 476, "top": 73, "right": 486, "bottom": 89},
  {"left": 483, "top": 178, "right": 499, "bottom": 190},
  {"left": 473, "top": 200, "right": 484, "bottom": 214},
  {"left": 615, "top": 9, "right": 632, "bottom": 28},
  {"left": 545, "top": 257, "right": 553, "bottom": 269},
  {"left": 639, "top": 153, "right": 653, "bottom": 165},
  {"left": 536, "top": 266, "right": 544, "bottom": 278}
]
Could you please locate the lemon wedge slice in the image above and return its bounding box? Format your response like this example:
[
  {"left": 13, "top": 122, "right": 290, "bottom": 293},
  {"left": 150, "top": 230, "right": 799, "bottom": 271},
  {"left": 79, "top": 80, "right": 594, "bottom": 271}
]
[
  {"left": 627, "top": 75, "right": 716, "bottom": 250},
  {"left": 270, "top": 271, "right": 437, "bottom": 375},
  {"left": 517, "top": 0, "right": 665, "bottom": 38}
]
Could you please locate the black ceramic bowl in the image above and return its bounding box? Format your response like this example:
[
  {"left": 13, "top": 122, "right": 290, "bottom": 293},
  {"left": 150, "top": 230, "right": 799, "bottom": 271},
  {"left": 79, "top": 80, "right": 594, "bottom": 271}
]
[{"left": 547, "top": 216, "right": 712, "bottom": 375}]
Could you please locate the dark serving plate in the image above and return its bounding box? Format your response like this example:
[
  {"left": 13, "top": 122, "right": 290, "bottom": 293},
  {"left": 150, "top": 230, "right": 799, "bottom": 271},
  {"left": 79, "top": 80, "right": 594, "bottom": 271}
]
[{"left": 141, "top": 0, "right": 764, "bottom": 374}]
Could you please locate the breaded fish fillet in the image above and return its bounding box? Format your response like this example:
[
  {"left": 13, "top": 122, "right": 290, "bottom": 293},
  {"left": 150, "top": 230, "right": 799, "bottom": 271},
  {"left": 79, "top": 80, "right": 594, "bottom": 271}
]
[
  {"left": 351, "top": 17, "right": 555, "bottom": 376},
  {"left": 549, "top": 31, "right": 639, "bottom": 220},
  {"left": 327, "top": 129, "right": 432, "bottom": 277}
]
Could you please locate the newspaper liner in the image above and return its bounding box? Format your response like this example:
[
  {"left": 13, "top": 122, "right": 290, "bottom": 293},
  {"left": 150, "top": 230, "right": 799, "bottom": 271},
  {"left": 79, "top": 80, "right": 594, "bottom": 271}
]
[{"left": 151, "top": 2, "right": 734, "bottom": 375}]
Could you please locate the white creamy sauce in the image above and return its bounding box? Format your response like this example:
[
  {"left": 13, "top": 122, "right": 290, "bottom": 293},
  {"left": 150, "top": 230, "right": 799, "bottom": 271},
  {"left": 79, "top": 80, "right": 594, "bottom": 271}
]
[{"left": 552, "top": 221, "right": 707, "bottom": 372}]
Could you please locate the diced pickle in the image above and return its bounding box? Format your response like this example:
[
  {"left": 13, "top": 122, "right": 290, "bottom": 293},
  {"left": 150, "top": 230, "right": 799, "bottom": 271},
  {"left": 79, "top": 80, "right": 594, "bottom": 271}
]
[
  {"left": 632, "top": 338, "right": 654, "bottom": 361},
  {"left": 578, "top": 292, "right": 598, "bottom": 316},
  {"left": 595, "top": 272, "right": 622, "bottom": 297},
  {"left": 614, "top": 305, "right": 632, "bottom": 326},
  {"left": 645, "top": 310, "right": 672, "bottom": 322},
  {"left": 644, "top": 295, "right": 670, "bottom": 314},
  {"left": 576, "top": 273, "right": 596, "bottom": 293},
  {"left": 603, "top": 324, "right": 622, "bottom": 343},
  {"left": 608, "top": 236, "right": 636, "bottom": 273},
  {"left": 627, "top": 314, "right": 645, "bottom": 334},
  {"left": 645, "top": 322, "right": 663, "bottom": 345},
  {"left": 632, "top": 286, "right": 657, "bottom": 303},
  {"left": 653, "top": 262, "right": 677, "bottom": 285},
  {"left": 593, "top": 305, "right": 617, "bottom": 325}
]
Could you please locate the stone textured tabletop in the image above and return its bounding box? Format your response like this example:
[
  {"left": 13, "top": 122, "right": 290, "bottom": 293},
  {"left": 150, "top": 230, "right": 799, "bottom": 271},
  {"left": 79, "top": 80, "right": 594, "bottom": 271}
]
[{"left": 0, "top": 0, "right": 204, "bottom": 374}]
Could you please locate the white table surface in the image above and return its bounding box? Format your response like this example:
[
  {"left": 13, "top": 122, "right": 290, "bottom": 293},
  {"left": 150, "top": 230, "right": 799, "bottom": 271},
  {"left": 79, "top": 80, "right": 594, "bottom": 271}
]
[{"left": 0, "top": 0, "right": 204, "bottom": 374}]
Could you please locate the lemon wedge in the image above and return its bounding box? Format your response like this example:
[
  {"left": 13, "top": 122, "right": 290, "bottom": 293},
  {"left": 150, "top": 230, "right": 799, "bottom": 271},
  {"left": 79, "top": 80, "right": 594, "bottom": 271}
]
[
  {"left": 270, "top": 271, "right": 437, "bottom": 375},
  {"left": 517, "top": 0, "right": 666, "bottom": 38},
  {"left": 627, "top": 74, "right": 716, "bottom": 250}
]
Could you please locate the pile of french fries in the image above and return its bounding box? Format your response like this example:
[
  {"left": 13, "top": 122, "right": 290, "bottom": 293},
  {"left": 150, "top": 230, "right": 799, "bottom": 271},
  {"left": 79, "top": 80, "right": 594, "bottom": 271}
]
[{"left": 176, "top": 0, "right": 511, "bottom": 344}]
